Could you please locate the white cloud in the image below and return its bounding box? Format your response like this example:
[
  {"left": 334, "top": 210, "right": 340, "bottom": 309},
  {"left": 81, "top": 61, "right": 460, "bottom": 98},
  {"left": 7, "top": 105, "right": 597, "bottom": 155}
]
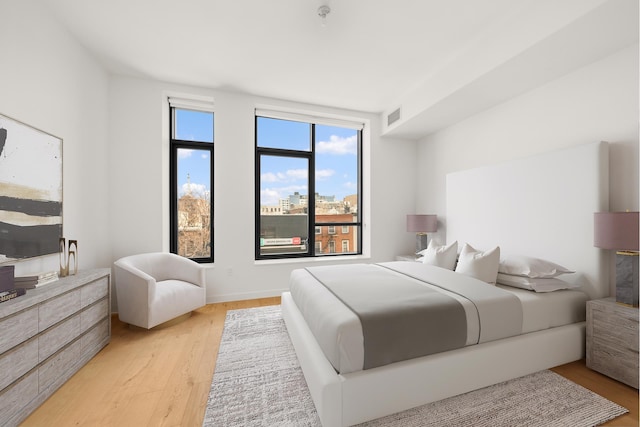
[
  {"left": 343, "top": 181, "right": 357, "bottom": 190},
  {"left": 260, "top": 188, "right": 281, "bottom": 205},
  {"left": 317, "top": 134, "right": 357, "bottom": 155},
  {"left": 286, "top": 169, "right": 308, "bottom": 180},
  {"left": 261, "top": 184, "right": 307, "bottom": 205},
  {"left": 178, "top": 149, "right": 194, "bottom": 159},
  {"left": 316, "top": 169, "right": 335, "bottom": 180},
  {"left": 261, "top": 172, "right": 279, "bottom": 183},
  {"left": 180, "top": 182, "right": 208, "bottom": 198},
  {"left": 261, "top": 168, "right": 308, "bottom": 184}
]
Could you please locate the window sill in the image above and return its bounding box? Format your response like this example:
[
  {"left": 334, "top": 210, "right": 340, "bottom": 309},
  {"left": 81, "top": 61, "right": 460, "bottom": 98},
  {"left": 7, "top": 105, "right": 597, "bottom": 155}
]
[{"left": 254, "top": 254, "right": 370, "bottom": 266}]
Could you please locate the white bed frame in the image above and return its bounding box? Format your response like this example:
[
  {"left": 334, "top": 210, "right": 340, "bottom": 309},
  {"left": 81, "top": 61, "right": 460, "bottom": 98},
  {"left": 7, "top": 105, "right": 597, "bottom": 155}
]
[{"left": 282, "top": 141, "right": 610, "bottom": 427}]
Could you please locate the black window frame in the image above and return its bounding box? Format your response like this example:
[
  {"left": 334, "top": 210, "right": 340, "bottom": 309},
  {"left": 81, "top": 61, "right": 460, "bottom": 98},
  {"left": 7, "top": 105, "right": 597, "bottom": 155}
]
[
  {"left": 255, "top": 115, "right": 363, "bottom": 260},
  {"left": 169, "top": 106, "right": 215, "bottom": 263}
]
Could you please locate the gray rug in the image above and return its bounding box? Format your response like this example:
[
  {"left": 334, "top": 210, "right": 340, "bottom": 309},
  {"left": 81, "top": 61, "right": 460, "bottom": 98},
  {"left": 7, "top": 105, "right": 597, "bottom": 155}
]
[{"left": 203, "top": 305, "right": 628, "bottom": 427}]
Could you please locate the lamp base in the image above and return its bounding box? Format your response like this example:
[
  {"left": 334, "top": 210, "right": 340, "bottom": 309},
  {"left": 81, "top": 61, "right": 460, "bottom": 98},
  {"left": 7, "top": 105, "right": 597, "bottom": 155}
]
[
  {"left": 415, "top": 234, "right": 429, "bottom": 254},
  {"left": 615, "top": 251, "right": 639, "bottom": 307}
]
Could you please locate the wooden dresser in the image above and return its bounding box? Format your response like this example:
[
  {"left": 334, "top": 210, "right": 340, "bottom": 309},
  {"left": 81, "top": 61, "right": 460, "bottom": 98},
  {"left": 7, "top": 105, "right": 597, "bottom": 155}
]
[
  {"left": 0, "top": 269, "right": 111, "bottom": 426},
  {"left": 586, "top": 297, "right": 639, "bottom": 389}
]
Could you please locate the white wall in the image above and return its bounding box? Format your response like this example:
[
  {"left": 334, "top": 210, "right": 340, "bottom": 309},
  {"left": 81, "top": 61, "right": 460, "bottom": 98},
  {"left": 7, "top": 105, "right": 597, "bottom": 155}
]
[
  {"left": 109, "top": 76, "right": 417, "bottom": 303},
  {"left": 417, "top": 44, "right": 639, "bottom": 295},
  {"left": 0, "top": 0, "right": 111, "bottom": 276}
]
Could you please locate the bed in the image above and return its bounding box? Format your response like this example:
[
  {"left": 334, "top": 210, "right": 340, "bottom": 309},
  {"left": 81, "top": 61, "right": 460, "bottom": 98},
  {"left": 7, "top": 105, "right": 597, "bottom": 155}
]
[{"left": 282, "top": 141, "right": 610, "bottom": 427}]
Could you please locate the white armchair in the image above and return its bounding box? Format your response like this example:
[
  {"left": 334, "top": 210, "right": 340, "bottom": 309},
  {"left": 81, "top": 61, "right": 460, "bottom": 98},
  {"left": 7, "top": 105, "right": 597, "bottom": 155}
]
[{"left": 114, "top": 252, "right": 206, "bottom": 329}]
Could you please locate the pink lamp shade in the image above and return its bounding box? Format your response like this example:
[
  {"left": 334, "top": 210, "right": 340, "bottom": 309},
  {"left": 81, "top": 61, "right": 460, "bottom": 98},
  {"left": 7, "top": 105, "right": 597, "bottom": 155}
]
[
  {"left": 594, "top": 212, "right": 639, "bottom": 251},
  {"left": 406, "top": 214, "right": 437, "bottom": 233}
]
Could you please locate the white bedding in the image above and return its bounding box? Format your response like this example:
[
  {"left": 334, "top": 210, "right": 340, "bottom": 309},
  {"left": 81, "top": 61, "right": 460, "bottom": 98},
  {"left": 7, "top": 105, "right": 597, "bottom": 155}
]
[
  {"left": 289, "top": 262, "right": 588, "bottom": 374},
  {"left": 496, "top": 284, "right": 588, "bottom": 333}
]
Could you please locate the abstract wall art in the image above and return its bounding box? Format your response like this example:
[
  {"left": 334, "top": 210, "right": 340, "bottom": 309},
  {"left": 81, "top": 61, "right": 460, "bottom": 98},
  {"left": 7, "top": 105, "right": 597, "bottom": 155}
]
[{"left": 0, "top": 113, "right": 62, "bottom": 263}]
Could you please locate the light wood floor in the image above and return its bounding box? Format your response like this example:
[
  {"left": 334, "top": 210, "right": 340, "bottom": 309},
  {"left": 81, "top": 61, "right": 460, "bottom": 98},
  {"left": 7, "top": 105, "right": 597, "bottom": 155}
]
[{"left": 21, "top": 298, "right": 638, "bottom": 427}]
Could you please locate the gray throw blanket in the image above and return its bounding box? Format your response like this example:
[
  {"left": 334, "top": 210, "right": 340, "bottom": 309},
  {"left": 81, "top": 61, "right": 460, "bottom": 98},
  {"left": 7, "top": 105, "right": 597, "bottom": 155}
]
[{"left": 305, "top": 264, "right": 467, "bottom": 370}]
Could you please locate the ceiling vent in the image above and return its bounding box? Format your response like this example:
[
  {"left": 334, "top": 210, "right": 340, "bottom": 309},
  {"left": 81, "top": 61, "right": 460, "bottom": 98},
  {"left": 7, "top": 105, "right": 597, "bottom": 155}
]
[{"left": 387, "top": 108, "right": 401, "bottom": 126}]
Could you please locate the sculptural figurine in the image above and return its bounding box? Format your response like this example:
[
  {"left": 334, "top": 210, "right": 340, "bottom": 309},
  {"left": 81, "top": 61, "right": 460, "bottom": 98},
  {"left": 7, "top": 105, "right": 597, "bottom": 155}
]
[{"left": 59, "top": 238, "right": 78, "bottom": 277}]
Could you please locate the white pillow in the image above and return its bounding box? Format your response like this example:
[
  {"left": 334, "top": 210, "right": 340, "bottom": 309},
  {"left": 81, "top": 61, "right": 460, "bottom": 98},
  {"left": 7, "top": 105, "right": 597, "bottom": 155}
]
[
  {"left": 420, "top": 240, "right": 458, "bottom": 270},
  {"left": 455, "top": 244, "right": 500, "bottom": 284},
  {"left": 499, "top": 255, "right": 574, "bottom": 278},
  {"left": 496, "top": 273, "right": 580, "bottom": 293}
]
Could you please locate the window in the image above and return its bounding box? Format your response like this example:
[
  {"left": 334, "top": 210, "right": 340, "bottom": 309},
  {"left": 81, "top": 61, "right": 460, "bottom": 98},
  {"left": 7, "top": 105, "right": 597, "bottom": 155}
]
[
  {"left": 169, "top": 100, "right": 214, "bottom": 263},
  {"left": 255, "top": 110, "right": 362, "bottom": 259}
]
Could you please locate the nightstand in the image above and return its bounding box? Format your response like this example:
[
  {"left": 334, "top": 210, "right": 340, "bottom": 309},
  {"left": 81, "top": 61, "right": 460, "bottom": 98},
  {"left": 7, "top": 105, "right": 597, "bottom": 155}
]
[
  {"left": 586, "top": 297, "right": 639, "bottom": 389},
  {"left": 395, "top": 254, "right": 420, "bottom": 262}
]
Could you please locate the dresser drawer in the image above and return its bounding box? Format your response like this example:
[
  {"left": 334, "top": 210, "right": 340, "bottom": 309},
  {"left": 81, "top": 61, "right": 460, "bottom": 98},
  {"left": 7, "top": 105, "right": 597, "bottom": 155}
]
[
  {"left": 589, "top": 332, "right": 639, "bottom": 382},
  {"left": 0, "top": 369, "right": 38, "bottom": 424},
  {"left": 81, "top": 277, "right": 109, "bottom": 308},
  {"left": 591, "top": 309, "right": 638, "bottom": 351},
  {"left": 39, "top": 314, "right": 81, "bottom": 362},
  {"left": 0, "top": 307, "right": 38, "bottom": 354},
  {"left": 0, "top": 339, "right": 38, "bottom": 391},
  {"left": 80, "top": 298, "right": 109, "bottom": 333},
  {"left": 82, "top": 318, "right": 110, "bottom": 351},
  {"left": 39, "top": 289, "right": 81, "bottom": 331},
  {"left": 39, "top": 339, "right": 83, "bottom": 392}
]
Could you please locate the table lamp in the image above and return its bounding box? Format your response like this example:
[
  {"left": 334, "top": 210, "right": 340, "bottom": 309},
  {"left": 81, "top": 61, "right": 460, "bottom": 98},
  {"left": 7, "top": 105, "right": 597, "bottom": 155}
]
[
  {"left": 406, "top": 214, "right": 437, "bottom": 253},
  {"left": 594, "top": 211, "right": 639, "bottom": 307}
]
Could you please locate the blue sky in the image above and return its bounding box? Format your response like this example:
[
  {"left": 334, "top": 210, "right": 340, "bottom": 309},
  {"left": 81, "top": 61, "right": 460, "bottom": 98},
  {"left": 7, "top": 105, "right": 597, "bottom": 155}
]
[
  {"left": 258, "top": 117, "right": 358, "bottom": 206},
  {"left": 174, "top": 110, "right": 358, "bottom": 204}
]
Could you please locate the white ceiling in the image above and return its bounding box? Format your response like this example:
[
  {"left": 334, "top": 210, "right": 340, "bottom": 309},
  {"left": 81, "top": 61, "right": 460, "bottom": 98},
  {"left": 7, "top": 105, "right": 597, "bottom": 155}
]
[{"left": 39, "top": 0, "right": 638, "bottom": 138}]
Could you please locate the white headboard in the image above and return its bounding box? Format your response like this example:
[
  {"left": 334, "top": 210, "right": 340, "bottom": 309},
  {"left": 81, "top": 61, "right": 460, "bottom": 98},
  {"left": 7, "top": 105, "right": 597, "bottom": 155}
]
[{"left": 446, "top": 141, "right": 609, "bottom": 299}]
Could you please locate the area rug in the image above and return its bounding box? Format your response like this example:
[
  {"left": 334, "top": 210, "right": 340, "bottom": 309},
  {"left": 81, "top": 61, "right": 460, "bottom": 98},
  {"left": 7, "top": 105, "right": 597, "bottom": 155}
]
[{"left": 203, "top": 305, "right": 628, "bottom": 427}]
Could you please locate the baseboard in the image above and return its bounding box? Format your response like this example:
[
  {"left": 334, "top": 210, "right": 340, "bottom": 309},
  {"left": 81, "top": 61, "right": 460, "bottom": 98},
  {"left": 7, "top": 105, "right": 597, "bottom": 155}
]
[{"left": 206, "top": 288, "right": 286, "bottom": 304}]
